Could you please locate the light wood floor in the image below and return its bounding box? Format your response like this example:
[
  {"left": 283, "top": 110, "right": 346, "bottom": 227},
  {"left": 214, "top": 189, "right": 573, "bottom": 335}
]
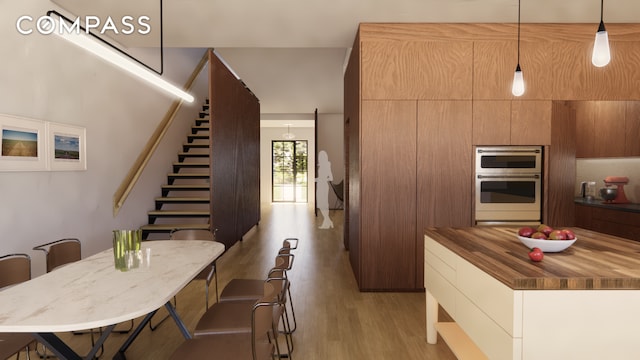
[{"left": 13, "top": 204, "right": 457, "bottom": 359}]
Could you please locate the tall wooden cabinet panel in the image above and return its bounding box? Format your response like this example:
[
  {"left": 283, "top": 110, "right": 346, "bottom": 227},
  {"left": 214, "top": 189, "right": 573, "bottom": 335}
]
[
  {"left": 359, "top": 100, "right": 417, "bottom": 290},
  {"left": 546, "top": 101, "right": 576, "bottom": 227},
  {"left": 360, "top": 40, "right": 473, "bottom": 100},
  {"left": 625, "top": 102, "right": 640, "bottom": 156},
  {"left": 209, "top": 51, "right": 260, "bottom": 249},
  {"left": 416, "top": 100, "right": 473, "bottom": 288}
]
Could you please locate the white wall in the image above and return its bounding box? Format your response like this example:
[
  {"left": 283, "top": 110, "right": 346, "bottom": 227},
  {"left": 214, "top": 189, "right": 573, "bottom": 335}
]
[
  {"left": 0, "top": 0, "right": 209, "bottom": 276},
  {"left": 317, "top": 113, "right": 344, "bottom": 208}
]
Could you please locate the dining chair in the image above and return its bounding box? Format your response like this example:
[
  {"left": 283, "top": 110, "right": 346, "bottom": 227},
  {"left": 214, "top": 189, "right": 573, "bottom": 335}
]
[
  {"left": 193, "top": 256, "right": 293, "bottom": 357},
  {"left": 169, "top": 282, "right": 281, "bottom": 360},
  {"left": 32, "top": 238, "right": 132, "bottom": 358},
  {"left": 0, "top": 253, "right": 35, "bottom": 360},
  {"left": 33, "top": 238, "right": 81, "bottom": 272},
  {"left": 170, "top": 228, "right": 220, "bottom": 307},
  {"left": 149, "top": 228, "right": 221, "bottom": 331},
  {"left": 219, "top": 239, "right": 298, "bottom": 334}
]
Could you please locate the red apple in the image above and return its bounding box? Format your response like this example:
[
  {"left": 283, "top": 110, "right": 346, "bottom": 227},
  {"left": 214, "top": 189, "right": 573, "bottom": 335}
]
[
  {"left": 561, "top": 229, "right": 576, "bottom": 240},
  {"left": 518, "top": 226, "right": 535, "bottom": 238},
  {"left": 537, "top": 224, "right": 554, "bottom": 237},
  {"left": 548, "top": 230, "right": 567, "bottom": 240},
  {"left": 531, "top": 232, "right": 547, "bottom": 240}
]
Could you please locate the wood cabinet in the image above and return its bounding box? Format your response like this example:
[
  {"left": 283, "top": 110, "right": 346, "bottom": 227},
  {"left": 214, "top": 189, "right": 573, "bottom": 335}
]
[
  {"left": 575, "top": 101, "right": 640, "bottom": 158},
  {"left": 349, "top": 99, "right": 473, "bottom": 291},
  {"left": 416, "top": 100, "right": 473, "bottom": 288},
  {"left": 574, "top": 203, "right": 640, "bottom": 241},
  {"left": 361, "top": 40, "right": 473, "bottom": 100},
  {"left": 473, "top": 100, "right": 551, "bottom": 145},
  {"left": 359, "top": 100, "right": 417, "bottom": 290},
  {"left": 346, "top": 23, "right": 640, "bottom": 291}
]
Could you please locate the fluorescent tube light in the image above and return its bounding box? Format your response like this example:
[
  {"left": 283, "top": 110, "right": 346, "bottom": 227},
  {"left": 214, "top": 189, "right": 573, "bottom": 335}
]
[{"left": 47, "top": 13, "right": 194, "bottom": 103}]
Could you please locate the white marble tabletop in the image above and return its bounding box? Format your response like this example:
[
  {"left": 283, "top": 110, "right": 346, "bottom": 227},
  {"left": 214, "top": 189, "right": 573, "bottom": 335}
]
[{"left": 0, "top": 240, "right": 224, "bottom": 333}]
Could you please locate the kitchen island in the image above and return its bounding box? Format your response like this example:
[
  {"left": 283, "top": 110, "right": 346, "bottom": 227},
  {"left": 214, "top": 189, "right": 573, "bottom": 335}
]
[{"left": 424, "top": 226, "right": 640, "bottom": 360}]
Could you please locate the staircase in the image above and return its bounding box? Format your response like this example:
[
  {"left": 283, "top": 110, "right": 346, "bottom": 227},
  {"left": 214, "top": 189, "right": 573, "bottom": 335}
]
[{"left": 140, "top": 100, "right": 212, "bottom": 240}]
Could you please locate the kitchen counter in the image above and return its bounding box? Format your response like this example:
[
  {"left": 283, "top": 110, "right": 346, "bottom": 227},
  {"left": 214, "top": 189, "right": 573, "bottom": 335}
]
[
  {"left": 574, "top": 196, "right": 640, "bottom": 213},
  {"left": 425, "top": 227, "right": 640, "bottom": 359},
  {"left": 425, "top": 226, "right": 640, "bottom": 290}
]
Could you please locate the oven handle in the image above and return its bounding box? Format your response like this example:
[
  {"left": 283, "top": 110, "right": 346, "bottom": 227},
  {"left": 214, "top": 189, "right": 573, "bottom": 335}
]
[
  {"left": 477, "top": 174, "right": 540, "bottom": 179},
  {"left": 477, "top": 148, "right": 541, "bottom": 154}
]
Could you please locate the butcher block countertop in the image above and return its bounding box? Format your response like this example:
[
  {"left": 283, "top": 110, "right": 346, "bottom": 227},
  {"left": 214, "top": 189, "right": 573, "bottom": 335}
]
[{"left": 424, "top": 226, "right": 640, "bottom": 290}]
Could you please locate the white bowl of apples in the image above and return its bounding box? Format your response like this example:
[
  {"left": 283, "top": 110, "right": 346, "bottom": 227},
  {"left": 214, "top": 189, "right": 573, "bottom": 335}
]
[{"left": 517, "top": 225, "right": 577, "bottom": 253}]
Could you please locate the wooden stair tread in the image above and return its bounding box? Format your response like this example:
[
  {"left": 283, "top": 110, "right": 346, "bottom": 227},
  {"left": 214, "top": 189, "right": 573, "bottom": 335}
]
[
  {"left": 183, "top": 143, "right": 209, "bottom": 148},
  {"left": 172, "top": 162, "right": 209, "bottom": 167},
  {"left": 162, "top": 184, "right": 209, "bottom": 189},
  {"left": 168, "top": 173, "right": 209, "bottom": 177},
  {"left": 434, "top": 322, "right": 487, "bottom": 360},
  {"left": 155, "top": 197, "right": 209, "bottom": 202},
  {"left": 148, "top": 210, "right": 210, "bottom": 216},
  {"left": 178, "top": 152, "right": 209, "bottom": 157}
]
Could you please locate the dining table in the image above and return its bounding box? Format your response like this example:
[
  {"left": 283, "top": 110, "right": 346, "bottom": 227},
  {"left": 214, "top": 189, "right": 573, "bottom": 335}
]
[{"left": 0, "top": 239, "right": 225, "bottom": 360}]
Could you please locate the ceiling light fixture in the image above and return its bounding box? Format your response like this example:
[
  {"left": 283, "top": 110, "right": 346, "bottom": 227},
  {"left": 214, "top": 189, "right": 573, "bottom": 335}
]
[
  {"left": 511, "top": 0, "right": 525, "bottom": 97},
  {"left": 591, "top": 0, "right": 611, "bottom": 67},
  {"left": 282, "top": 124, "right": 295, "bottom": 140},
  {"left": 45, "top": 6, "right": 194, "bottom": 103}
]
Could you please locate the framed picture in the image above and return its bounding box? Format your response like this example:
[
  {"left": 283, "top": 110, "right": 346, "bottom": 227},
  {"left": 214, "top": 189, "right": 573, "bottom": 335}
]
[
  {"left": 47, "top": 122, "right": 87, "bottom": 171},
  {"left": 0, "top": 114, "right": 47, "bottom": 171}
]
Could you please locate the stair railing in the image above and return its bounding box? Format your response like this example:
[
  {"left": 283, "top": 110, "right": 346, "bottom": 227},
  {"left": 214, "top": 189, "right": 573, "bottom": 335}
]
[{"left": 113, "top": 49, "right": 210, "bottom": 217}]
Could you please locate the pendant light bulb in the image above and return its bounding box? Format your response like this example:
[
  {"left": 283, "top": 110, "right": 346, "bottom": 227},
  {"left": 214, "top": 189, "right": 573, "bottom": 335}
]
[
  {"left": 512, "top": 64, "right": 525, "bottom": 97},
  {"left": 592, "top": 21, "right": 611, "bottom": 67},
  {"left": 511, "top": 0, "right": 524, "bottom": 97}
]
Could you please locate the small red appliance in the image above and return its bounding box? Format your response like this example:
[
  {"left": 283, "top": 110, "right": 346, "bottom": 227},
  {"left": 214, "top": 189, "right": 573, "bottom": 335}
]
[{"left": 603, "top": 176, "right": 630, "bottom": 204}]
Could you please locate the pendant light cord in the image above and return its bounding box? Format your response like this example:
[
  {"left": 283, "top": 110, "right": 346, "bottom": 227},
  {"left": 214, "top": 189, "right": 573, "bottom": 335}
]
[
  {"left": 517, "top": 0, "right": 521, "bottom": 64},
  {"left": 600, "top": 0, "right": 604, "bottom": 22}
]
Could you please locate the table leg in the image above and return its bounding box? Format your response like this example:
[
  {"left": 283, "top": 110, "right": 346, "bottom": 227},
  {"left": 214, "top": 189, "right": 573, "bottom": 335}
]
[
  {"left": 426, "top": 290, "right": 438, "bottom": 344},
  {"left": 113, "top": 310, "right": 158, "bottom": 360},
  {"left": 164, "top": 301, "right": 192, "bottom": 340},
  {"left": 34, "top": 324, "right": 116, "bottom": 360}
]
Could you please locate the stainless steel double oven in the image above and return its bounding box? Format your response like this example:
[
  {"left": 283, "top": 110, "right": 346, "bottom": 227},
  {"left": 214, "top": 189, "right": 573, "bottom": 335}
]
[{"left": 474, "top": 146, "right": 542, "bottom": 226}]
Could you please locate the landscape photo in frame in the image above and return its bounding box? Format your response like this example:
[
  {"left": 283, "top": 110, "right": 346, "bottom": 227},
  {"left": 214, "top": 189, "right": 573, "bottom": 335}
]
[
  {"left": 0, "top": 114, "right": 47, "bottom": 171},
  {"left": 48, "top": 122, "right": 86, "bottom": 171}
]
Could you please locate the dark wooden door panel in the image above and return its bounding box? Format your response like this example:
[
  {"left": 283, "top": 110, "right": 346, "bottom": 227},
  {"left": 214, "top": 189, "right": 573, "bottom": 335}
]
[{"left": 360, "top": 100, "right": 417, "bottom": 290}]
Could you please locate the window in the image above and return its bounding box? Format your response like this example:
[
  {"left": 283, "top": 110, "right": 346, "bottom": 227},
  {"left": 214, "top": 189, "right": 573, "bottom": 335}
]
[{"left": 272, "top": 140, "right": 308, "bottom": 202}]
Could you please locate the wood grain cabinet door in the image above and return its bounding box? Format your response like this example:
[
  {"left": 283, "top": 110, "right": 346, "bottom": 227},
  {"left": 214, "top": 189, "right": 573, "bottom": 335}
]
[
  {"left": 417, "top": 100, "right": 473, "bottom": 288},
  {"left": 360, "top": 100, "right": 417, "bottom": 290}
]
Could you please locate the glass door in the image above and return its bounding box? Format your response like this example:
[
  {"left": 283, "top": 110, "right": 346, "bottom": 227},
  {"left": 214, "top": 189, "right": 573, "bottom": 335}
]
[{"left": 272, "top": 140, "right": 308, "bottom": 203}]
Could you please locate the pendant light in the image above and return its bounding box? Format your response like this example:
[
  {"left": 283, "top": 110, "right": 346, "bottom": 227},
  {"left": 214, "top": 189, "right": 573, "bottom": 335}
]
[
  {"left": 511, "top": 0, "right": 525, "bottom": 97},
  {"left": 591, "top": 0, "right": 611, "bottom": 67},
  {"left": 282, "top": 124, "right": 295, "bottom": 140}
]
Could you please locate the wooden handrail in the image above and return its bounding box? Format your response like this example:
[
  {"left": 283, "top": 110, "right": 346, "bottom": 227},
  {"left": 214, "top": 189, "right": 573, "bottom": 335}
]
[{"left": 113, "top": 49, "right": 210, "bottom": 217}]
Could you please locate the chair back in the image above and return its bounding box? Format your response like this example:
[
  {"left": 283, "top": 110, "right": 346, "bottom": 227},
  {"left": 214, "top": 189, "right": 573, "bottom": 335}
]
[
  {"left": 170, "top": 229, "right": 218, "bottom": 282},
  {"left": 33, "top": 238, "right": 81, "bottom": 272},
  {"left": 0, "top": 254, "right": 31, "bottom": 290},
  {"left": 252, "top": 282, "right": 279, "bottom": 359},
  {"left": 170, "top": 229, "right": 216, "bottom": 241}
]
